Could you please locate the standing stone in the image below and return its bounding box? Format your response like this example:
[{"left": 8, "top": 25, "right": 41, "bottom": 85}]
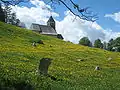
[{"left": 38, "top": 58, "right": 52, "bottom": 75}]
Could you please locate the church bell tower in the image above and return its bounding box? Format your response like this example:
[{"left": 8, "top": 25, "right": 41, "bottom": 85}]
[{"left": 47, "top": 16, "right": 55, "bottom": 30}]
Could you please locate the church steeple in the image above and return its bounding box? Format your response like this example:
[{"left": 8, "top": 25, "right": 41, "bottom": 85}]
[{"left": 47, "top": 16, "right": 55, "bottom": 30}]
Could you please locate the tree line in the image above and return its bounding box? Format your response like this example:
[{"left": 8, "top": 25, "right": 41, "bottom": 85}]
[
  {"left": 0, "top": 3, "right": 26, "bottom": 28},
  {"left": 79, "top": 37, "right": 120, "bottom": 52}
]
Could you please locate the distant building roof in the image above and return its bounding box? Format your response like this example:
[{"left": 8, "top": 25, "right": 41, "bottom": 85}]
[
  {"left": 30, "top": 16, "right": 64, "bottom": 40},
  {"left": 30, "top": 23, "right": 57, "bottom": 35}
]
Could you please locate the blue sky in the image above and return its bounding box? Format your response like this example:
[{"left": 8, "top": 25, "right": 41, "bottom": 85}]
[
  {"left": 13, "top": 0, "right": 120, "bottom": 43},
  {"left": 76, "top": 0, "right": 120, "bottom": 32},
  {"left": 19, "top": 0, "right": 120, "bottom": 32},
  {"left": 45, "top": 0, "right": 120, "bottom": 32}
]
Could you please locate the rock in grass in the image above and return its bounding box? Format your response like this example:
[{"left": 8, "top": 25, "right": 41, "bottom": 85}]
[
  {"left": 37, "top": 40, "right": 44, "bottom": 44},
  {"left": 77, "top": 59, "right": 84, "bottom": 62},
  {"left": 38, "top": 58, "right": 52, "bottom": 75},
  {"left": 108, "top": 57, "right": 112, "bottom": 61},
  {"left": 95, "top": 66, "right": 100, "bottom": 70},
  {"left": 50, "top": 45, "right": 52, "bottom": 47},
  {"left": 32, "top": 42, "right": 36, "bottom": 47}
]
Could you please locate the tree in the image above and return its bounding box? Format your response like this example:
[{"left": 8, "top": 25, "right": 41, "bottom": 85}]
[
  {"left": 113, "top": 37, "right": 120, "bottom": 52},
  {"left": 19, "top": 22, "right": 26, "bottom": 28},
  {"left": 16, "top": 19, "right": 20, "bottom": 26},
  {"left": 8, "top": 12, "right": 22, "bottom": 26},
  {"left": 114, "top": 37, "right": 120, "bottom": 46},
  {"left": 106, "top": 37, "right": 120, "bottom": 52},
  {"left": 10, "top": 12, "right": 17, "bottom": 25},
  {"left": 103, "top": 41, "right": 107, "bottom": 50},
  {"left": 4, "top": 4, "right": 12, "bottom": 23},
  {"left": 3, "top": 4, "right": 20, "bottom": 26},
  {"left": 0, "top": 4, "right": 5, "bottom": 22},
  {"left": 79, "top": 37, "right": 91, "bottom": 47},
  {"left": 0, "top": 0, "right": 98, "bottom": 22},
  {"left": 107, "top": 39, "right": 114, "bottom": 51},
  {"left": 94, "top": 39, "right": 103, "bottom": 48}
]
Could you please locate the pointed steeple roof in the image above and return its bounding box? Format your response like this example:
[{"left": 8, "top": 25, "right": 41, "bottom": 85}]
[{"left": 47, "top": 16, "right": 55, "bottom": 22}]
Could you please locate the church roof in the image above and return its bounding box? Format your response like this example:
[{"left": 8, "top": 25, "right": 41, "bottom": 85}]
[
  {"left": 31, "top": 23, "right": 57, "bottom": 35},
  {"left": 47, "top": 16, "right": 55, "bottom": 22}
]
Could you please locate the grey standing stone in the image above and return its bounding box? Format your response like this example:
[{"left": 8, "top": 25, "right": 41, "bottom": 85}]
[{"left": 38, "top": 58, "right": 52, "bottom": 75}]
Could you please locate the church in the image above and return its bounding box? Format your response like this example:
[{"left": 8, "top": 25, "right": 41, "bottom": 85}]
[{"left": 30, "top": 16, "right": 63, "bottom": 39}]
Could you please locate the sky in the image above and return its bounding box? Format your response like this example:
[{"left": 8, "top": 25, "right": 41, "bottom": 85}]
[{"left": 11, "top": 0, "right": 120, "bottom": 44}]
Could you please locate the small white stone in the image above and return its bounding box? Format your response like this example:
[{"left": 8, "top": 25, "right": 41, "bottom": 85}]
[
  {"left": 77, "top": 59, "right": 84, "bottom": 62},
  {"left": 95, "top": 66, "right": 100, "bottom": 70},
  {"left": 32, "top": 42, "right": 36, "bottom": 46},
  {"left": 108, "top": 57, "right": 112, "bottom": 60}
]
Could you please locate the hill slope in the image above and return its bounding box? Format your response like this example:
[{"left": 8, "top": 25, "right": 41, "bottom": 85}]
[{"left": 0, "top": 22, "right": 120, "bottom": 90}]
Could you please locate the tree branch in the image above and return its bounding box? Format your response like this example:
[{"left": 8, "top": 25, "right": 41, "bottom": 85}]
[
  {"left": 0, "top": 0, "right": 98, "bottom": 22},
  {"left": 69, "top": 0, "right": 98, "bottom": 22},
  {"left": 50, "top": 0, "right": 98, "bottom": 22}
]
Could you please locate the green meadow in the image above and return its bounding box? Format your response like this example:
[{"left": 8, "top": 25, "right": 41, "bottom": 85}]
[{"left": 0, "top": 22, "right": 120, "bottom": 90}]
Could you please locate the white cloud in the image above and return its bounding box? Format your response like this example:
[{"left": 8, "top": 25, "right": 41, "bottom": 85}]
[
  {"left": 11, "top": 0, "right": 120, "bottom": 44},
  {"left": 12, "top": 0, "right": 59, "bottom": 28},
  {"left": 56, "top": 12, "right": 120, "bottom": 43},
  {"left": 105, "top": 12, "right": 120, "bottom": 23}
]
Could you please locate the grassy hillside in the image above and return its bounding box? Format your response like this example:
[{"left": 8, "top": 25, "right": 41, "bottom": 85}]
[{"left": 0, "top": 22, "right": 120, "bottom": 90}]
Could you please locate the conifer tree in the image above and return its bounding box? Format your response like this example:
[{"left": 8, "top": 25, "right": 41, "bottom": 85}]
[{"left": 0, "top": 4, "right": 5, "bottom": 22}]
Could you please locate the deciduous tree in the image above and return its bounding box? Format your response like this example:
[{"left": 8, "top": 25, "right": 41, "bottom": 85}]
[
  {"left": 94, "top": 39, "right": 103, "bottom": 48},
  {"left": 107, "top": 39, "right": 114, "bottom": 51},
  {"left": 79, "top": 37, "right": 91, "bottom": 47}
]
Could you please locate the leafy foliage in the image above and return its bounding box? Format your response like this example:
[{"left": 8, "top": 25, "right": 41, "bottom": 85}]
[
  {"left": 79, "top": 37, "right": 92, "bottom": 47},
  {"left": 94, "top": 39, "right": 103, "bottom": 48},
  {"left": 107, "top": 37, "right": 120, "bottom": 52},
  {"left": 3, "top": 4, "right": 21, "bottom": 26},
  {"left": 107, "top": 39, "right": 114, "bottom": 51}
]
